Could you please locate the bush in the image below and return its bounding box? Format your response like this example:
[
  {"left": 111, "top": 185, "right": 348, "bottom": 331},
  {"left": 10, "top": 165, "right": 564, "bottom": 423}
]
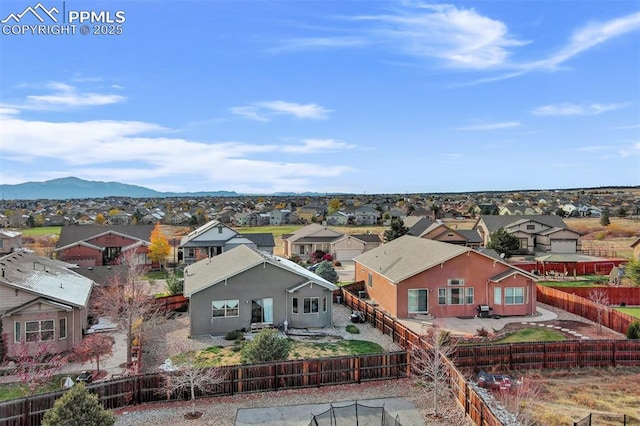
[
  {"left": 346, "top": 324, "right": 360, "bottom": 334},
  {"left": 476, "top": 326, "right": 489, "bottom": 337},
  {"left": 42, "top": 382, "right": 115, "bottom": 426},
  {"left": 627, "top": 321, "right": 640, "bottom": 339},
  {"left": 240, "top": 329, "right": 291, "bottom": 363},
  {"left": 289, "top": 254, "right": 302, "bottom": 264},
  {"left": 224, "top": 330, "right": 244, "bottom": 341},
  {"left": 165, "top": 272, "right": 184, "bottom": 295}
]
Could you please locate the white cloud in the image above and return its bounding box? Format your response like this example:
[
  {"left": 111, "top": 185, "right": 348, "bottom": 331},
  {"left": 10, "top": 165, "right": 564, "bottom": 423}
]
[
  {"left": 357, "top": 3, "right": 528, "bottom": 69},
  {"left": 5, "top": 82, "right": 126, "bottom": 110},
  {"left": 231, "top": 101, "right": 331, "bottom": 121},
  {"left": 575, "top": 145, "right": 612, "bottom": 152},
  {"left": 281, "top": 139, "right": 356, "bottom": 153},
  {"left": 268, "top": 37, "right": 368, "bottom": 53},
  {"left": 458, "top": 121, "right": 521, "bottom": 131},
  {"left": 0, "top": 116, "right": 354, "bottom": 192},
  {"left": 619, "top": 142, "right": 640, "bottom": 157},
  {"left": 532, "top": 102, "right": 629, "bottom": 116}
]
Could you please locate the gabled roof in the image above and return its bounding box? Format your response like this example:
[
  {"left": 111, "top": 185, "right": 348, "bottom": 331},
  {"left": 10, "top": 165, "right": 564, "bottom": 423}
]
[
  {"left": 183, "top": 245, "right": 337, "bottom": 297},
  {"left": 242, "top": 233, "right": 276, "bottom": 248},
  {"left": 56, "top": 225, "right": 154, "bottom": 249},
  {"left": 353, "top": 235, "right": 468, "bottom": 284},
  {"left": 4, "top": 297, "right": 73, "bottom": 316},
  {"left": 283, "top": 224, "right": 343, "bottom": 243},
  {"left": 537, "top": 227, "right": 581, "bottom": 237},
  {"left": 475, "top": 215, "right": 569, "bottom": 233},
  {"left": 0, "top": 251, "right": 94, "bottom": 308},
  {"left": 457, "top": 230, "right": 483, "bottom": 243},
  {"left": 403, "top": 217, "right": 434, "bottom": 237},
  {"left": 350, "top": 234, "right": 382, "bottom": 243}
]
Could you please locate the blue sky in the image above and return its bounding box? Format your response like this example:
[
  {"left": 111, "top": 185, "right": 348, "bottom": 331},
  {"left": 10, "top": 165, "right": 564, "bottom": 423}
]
[{"left": 1, "top": 0, "right": 639, "bottom": 194}]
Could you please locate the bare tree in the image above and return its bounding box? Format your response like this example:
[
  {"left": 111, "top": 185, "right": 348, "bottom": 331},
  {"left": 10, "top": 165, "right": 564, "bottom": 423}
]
[
  {"left": 94, "top": 250, "right": 162, "bottom": 367},
  {"left": 589, "top": 289, "right": 610, "bottom": 335},
  {"left": 159, "top": 341, "right": 227, "bottom": 419},
  {"left": 496, "top": 378, "right": 540, "bottom": 426},
  {"left": 411, "top": 325, "right": 456, "bottom": 417}
]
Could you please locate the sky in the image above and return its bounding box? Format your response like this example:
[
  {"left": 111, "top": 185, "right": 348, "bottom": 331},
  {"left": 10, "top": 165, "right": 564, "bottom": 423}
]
[{"left": 0, "top": 0, "right": 639, "bottom": 195}]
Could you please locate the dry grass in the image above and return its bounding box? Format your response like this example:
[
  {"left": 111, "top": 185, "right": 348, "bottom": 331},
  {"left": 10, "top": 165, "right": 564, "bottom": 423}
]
[{"left": 524, "top": 368, "right": 640, "bottom": 425}]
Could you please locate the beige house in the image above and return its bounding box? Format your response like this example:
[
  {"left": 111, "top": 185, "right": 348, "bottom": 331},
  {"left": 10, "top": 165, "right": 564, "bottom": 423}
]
[
  {"left": 0, "top": 251, "right": 94, "bottom": 358},
  {"left": 0, "top": 230, "right": 22, "bottom": 255},
  {"left": 283, "top": 224, "right": 382, "bottom": 262}
]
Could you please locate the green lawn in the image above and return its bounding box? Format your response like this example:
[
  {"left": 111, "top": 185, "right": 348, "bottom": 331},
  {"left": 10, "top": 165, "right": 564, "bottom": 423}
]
[
  {"left": 235, "top": 225, "right": 303, "bottom": 238},
  {"left": 614, "top": 307, "right": 640, "bottom": 319},
  {"left": 538, "top": 281, "right": 603, "bottom": 288},
  {"left": 19, "top": 227, "right": 62, "bottom": 237},
  {"left": 0, "top": 374, "right": 70, "bottom": 401},
  {"left": 493, "top": 327, "right": 567, "bottom": 344}
]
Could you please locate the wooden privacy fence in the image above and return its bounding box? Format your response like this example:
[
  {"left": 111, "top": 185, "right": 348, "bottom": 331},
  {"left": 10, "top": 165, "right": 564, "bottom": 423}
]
[
  {"left": 152, "top": 294, "right": 188, "bottom": 312},
  {"left": 537, "top": 285, "right": 637, "bottom": 335},
  {"left": 0, "top": 352, "right": 407, "bottom": 426},
  {"left": 547, "top": 286, "right": 640, "bottom": 306}
]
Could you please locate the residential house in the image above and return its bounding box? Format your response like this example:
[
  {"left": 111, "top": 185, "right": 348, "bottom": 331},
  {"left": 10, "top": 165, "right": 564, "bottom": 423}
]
[
  {"left": 233, "top": 212, "right": 259, "bottom": 227},
  {"left": 474, "top": 215, "right": 581, "bottom": 254},
  {"left": 0, "top": 230, "right": 22, "bottom": 255},
  {"left": 0, "top": 251, "right": 94, "bottom": 358},
  {"left": 354, "top": 235, "right": 538, "bottom": 319},
  {"left": 631, "top": 238, "right": 640, "bottom": 260},
  {"left": 269, "top": 209, "right": 291, "bottom": 225},
  {"left": 499, "top": 203, "right": 538, "bottom": 215},
  {"left": 282, "top": 224, "right": 382, "bottom": 262},
  {"left": 326, "top": 211, "right": 349, "bottom": 226},
  {"left": 354, "top": 206, "right": 380, "bottom": 225},
  {"left": 169, "top": 212, "right": 193, "bottom": 225},
  {"left": 298, "top": 206, "right": 325, "bottom": 224},
  {"left": 183, "top": 245, "right": 337, "bottom": 335},
  {"left": 55, "top": 225, "right": 155, "bottom": 267},
  {"left": 180, "top": 220, "right": 274, "bottom": 264},
  {"left": 0, "top": 214, "right": 9, "bottom": 228}
]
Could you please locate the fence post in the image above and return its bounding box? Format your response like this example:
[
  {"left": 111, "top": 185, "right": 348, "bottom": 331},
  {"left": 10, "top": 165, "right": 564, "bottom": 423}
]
[
  {"left": 355, "top": 357, "right": 361, "bottom": 383},
  {"left": 273, "top": 363, "right": 278, "bottom": 391}
]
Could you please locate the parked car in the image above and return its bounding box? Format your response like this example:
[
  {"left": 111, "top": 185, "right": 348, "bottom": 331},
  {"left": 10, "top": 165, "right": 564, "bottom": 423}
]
[{"left": 476, "top": 371, "right": 521, "bottom": 391}]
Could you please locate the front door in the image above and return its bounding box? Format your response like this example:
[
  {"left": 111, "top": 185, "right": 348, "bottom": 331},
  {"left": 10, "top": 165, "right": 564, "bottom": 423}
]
[
  {"left": 251, "top": 298, "right": 273, "bottom": 324},
  {"left": 408, "top": 289, "right": 428, "bottom": 314}
]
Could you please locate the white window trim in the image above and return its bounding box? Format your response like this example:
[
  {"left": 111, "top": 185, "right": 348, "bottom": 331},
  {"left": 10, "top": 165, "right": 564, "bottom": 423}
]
[
  {"left": 505, "top": 287, "right": 525, "bottom": 305},
  {"left": 447, "top": 287, "right": 464, "bottom": 305},
  {"left": 14, "top": 321, "right": 20, "bottom": 344},
  {"left": 303, "top": 297, "right": 319, "bottom": 315},
  {"left": 408, "top": 289, "right": 428, "bottom": 313},
  {"left": 59, "top": 317, "right": 67, "bottom": 340},
  {"left": 465, "top": 287, "right": 474, "bottom": 305},
  {"left": 211, "top": 299, "right": 240, "bottom": 318},
  {"left": 447, "top": 278, "right": 464, "bottom": 286},
  {"left": 437, "top": 288, "right": 446, "bottom": 305},
  {"left": 25, "top": 319, "right": 55, "bottom": 342}
]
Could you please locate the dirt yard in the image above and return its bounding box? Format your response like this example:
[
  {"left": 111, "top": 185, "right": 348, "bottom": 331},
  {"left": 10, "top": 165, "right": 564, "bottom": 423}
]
[{"left": 520, "top": 368, "right": 640, "bottom": 425}]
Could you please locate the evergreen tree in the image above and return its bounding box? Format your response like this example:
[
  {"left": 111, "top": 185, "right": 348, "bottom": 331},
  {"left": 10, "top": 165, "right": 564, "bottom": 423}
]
[
  {"left": 384, "top": 219, "right": 409, "bottom": 242},
  {"left": 240, "top": 328, "right": 291, "bottom": 363},
  {"left": 486, "top": 227, "right": 520, "bottom": 258},
  {"left": 315, "top": 261, "right": 339, "bottom": 283},
  {"left": 600, "top": 209, "right": 610, "bottom": 226},
  {"left": 42, "top": 383, "right": 115, "bottom": 426}
]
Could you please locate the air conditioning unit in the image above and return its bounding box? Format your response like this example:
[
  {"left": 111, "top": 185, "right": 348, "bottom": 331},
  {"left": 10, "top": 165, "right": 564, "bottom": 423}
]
[{"left": 358, "top": 291, "right": 367, "bottom": 299}]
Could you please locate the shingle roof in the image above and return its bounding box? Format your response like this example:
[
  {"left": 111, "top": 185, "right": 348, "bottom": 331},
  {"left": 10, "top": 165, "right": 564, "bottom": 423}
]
[
  {"left": 477, "top": 215, "right": 568, "bottom": 233},
  {"left": 351, "top": 234, "right": 382, "bottom": 243},
  {"left": 0, "top": 251, "right": 93, "bottom": 308},
  {"left": 403, "top": 217, "right": 434, "bottom": 237},
  {"left": 242, "top": 233, "right": 276, "bottom": 248},
  {"left": 56, "top": 225, "right": 154, "bottom": 248},
  {"left": 353, "top": 235, "right": 468, "bottom": 283},
  {"left": 457, "top": 230, "right": 482, "bottom": 243},
  {"left": 183, "top": 245, "right": 337, "bottom": 296}
]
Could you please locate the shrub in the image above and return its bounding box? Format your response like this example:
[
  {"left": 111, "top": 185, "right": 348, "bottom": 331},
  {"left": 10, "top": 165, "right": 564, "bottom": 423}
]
[
  {"left": 322, "top": 253, "right": 333, "bottom": 261},
  {"left": 627, "top": 321, "right": 640, "bottom": 339},
  {"left": 165, "top": 272, "right": 184, "bottom": 295},
  {"left": 476, "top": 326, "right": 489, "bottom": 337},
  {"left": 42, "top": 383, "right": 115, "bottom": 426},
  {"left": 224, "top": 330, "right": 244, "bottom": 341},
  {"left": 289, "top": 254, "right": 302, "bottom": 264},
  {"left": 240, "top": 329, "right": 291, "bottom": 363},
  {"left": 346, "top": 324, "right": 360, "bottom": 334}
]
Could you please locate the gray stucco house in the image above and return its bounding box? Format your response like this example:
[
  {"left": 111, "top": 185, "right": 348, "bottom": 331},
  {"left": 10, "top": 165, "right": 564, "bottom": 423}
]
[{"left": 184, "top": 245, "right": 338, "bottom": 336}]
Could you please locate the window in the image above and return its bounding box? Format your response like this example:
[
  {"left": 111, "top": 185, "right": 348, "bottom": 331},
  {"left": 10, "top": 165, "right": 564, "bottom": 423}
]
[
  {"left": 438, "top": 289, "right": 446, "bottom": 305},
  {"left": 505, "top": 288, "right": 525, "bottom": 305},
  {"left": 448, "top": 278, "right": 464, "bottom": 286},
  {"left": 323, "top": 296, "right": 327, "bottom": 312},
  {"left": 187, "top": 248, "right": 196, "bottom": 258},
  {"left": 520, "top": 238, "right": 528, "bottom": 249},
  {"left": 14, "top": 321, "right": 20, "bottom": 343},
  {"left": 465, "top": 288, "right": 474, "bottom": 304},
  {"left": 211, "top": 300, "right": 239, "bottom": 318},
  {"left": 292, "top": 297, "right": 298, "bottom": 313},
  {"left": 303, "top": 297, "right": 319, "bottom": 314},
  {"left": 494, "top": 288, "right": 502, "bottom": 305},
  {"left": 59, "top": 318, "right": 67, "bottom": 340},
  {"left": 367, "top": 273, "right": 373, "bottom": 288},
  {"left": 526, "top": 224, "right": 535, "bottom": 230},
  {"left": 299, "top": 245, "right": 305, "bottom": 255},
  {"left": 448, "top": 288, "right": 464, "bottom": 305},
  {"left": 25, "top": 320, "right": 55, "bottom": 342},
  {"left": 408, "top": 289, "right": 428, "bottom": 313}
]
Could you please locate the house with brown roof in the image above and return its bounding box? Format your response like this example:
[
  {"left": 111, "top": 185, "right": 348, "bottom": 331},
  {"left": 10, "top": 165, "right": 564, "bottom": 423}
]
[
  {"left": 354, "top": 235, "right": 537, "bottom": 319},
  {"left": 55, "top": 225, "right": 155, "bottom": 267},
  {"left": 474, "top": 215, "right": 581, "bottom": 254},
  {"left": 283, "top": 224, "right": 382, "bottom": 262},
  {"left": 0, "top": 251, "right": 94, "bottom": 358}
]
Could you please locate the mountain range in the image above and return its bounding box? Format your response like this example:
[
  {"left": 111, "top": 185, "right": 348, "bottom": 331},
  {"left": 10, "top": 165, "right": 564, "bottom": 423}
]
[{"left": 0, "top": 177, "right": 240, "bottom": 200}]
